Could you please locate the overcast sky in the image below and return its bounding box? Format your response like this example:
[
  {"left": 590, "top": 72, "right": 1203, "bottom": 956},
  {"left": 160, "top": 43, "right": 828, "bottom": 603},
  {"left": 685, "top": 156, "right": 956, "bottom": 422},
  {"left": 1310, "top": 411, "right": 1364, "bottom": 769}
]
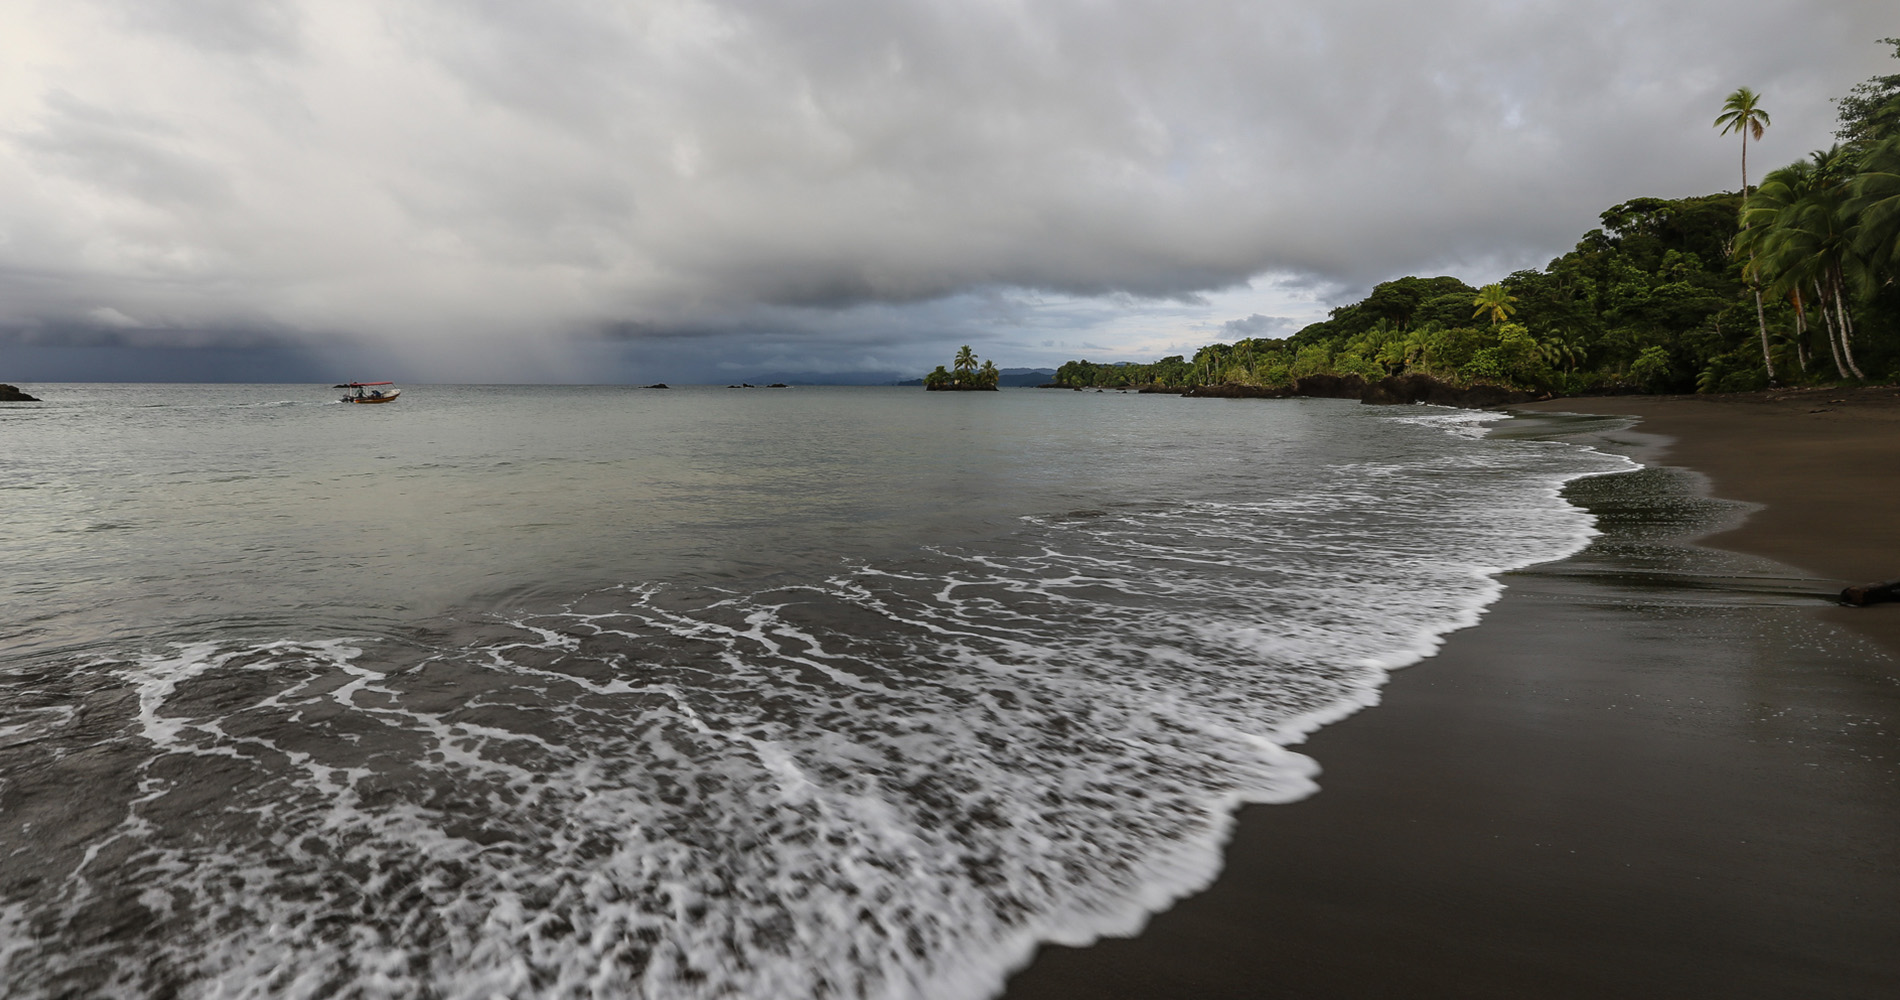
[{"left": 2, "top": 1, "right": 1893, "bottom": 383}]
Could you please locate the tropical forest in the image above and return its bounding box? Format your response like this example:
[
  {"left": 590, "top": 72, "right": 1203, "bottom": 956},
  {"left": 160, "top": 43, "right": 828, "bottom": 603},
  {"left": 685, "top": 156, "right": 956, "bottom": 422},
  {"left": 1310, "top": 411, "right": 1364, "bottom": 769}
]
[{"left": 1054, "top": 40, "right": 1900, "bottom": 396}]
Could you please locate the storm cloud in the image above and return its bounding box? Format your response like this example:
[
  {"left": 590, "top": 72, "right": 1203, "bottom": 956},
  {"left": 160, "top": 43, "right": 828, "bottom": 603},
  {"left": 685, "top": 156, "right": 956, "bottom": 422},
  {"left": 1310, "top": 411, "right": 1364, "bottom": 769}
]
[{"left": 1, "top": 1, "right": 1891, "bottom": 381}]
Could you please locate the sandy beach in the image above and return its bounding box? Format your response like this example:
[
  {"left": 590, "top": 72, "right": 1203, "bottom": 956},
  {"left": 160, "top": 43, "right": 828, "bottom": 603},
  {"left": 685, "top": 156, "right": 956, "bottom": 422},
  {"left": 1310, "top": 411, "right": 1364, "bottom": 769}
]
[
  {"left": 1533, "top": 387, "right": 1900, "bottom": 656},
  {"left": 1005, "top": 389, "right": 1900, "bottom": 999}
]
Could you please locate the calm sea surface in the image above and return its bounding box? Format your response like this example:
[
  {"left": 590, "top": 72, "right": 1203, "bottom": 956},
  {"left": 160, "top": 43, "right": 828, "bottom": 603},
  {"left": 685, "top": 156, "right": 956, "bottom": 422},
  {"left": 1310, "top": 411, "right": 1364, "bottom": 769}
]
[{"left": 0, "top": 384, "right": 1631, "bottom": 998}]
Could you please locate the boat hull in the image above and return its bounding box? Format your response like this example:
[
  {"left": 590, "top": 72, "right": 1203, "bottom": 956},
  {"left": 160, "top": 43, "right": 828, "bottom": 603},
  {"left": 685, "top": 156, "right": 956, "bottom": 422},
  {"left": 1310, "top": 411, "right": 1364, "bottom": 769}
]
[{"left": 343, "top": 389, "right": 401, "bottom": 403}]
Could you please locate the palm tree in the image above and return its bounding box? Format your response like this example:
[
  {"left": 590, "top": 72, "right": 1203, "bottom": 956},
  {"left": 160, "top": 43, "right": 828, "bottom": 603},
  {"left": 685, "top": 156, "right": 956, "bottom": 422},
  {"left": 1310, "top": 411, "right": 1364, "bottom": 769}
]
[
  {"left": 1538, "top": 331, "right": 1586, "bottom": 374},
  {"left": 1471, "top": 284, "right": 1517, "bottom": 324},
  {"left": 1192, "top": 343, "right": 1228, "bottom": 383},
  {"left": 1742, "top": 148, "right": 1866, "bottom": 379},
  {"left": 1715, "top": 87, "right": 1772, "bottom": 200},
  {"left": 1849, "top": 136, "right": 1900, "bottom": 278},
  {"left": 953, "top": 345, "right": 977, "bottom": 378},
  {"left": 978, "top": 359, "right": 1000, "bottom": 388},
  {"left": 1715, "top": 87, "right": 1776, "bottom": 381},
  {"left": 1739, "top": 160, "right": 1833, "bottom": 376}
]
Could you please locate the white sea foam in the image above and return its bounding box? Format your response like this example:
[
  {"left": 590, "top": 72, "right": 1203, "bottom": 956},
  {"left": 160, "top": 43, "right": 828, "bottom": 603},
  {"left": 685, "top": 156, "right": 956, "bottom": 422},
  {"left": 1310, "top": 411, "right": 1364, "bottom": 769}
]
[{"left": 0, "top": 409, "right": 1635, "bottom": 999}]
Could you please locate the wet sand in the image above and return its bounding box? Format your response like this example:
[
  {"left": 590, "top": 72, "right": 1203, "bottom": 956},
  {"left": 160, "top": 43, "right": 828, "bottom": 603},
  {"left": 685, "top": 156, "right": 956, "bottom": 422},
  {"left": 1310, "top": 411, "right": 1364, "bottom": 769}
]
[
  {"left": 1004, "top": 389, "right": 1900, "bottom": 999},
  {"left": 1526, "top": 387, "right": 1900, "bottom": 656}
]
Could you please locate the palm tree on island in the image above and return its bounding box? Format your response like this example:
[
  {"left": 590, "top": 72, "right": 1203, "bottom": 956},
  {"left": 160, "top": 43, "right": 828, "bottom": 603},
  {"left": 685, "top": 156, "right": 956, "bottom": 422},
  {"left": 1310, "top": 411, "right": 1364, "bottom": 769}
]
[
  {"left": 1715, "top": 86, "right": 1777, "bottom": 381},
  {"left": 925, "top": 346, "right": 1001, "bottom": 390}
]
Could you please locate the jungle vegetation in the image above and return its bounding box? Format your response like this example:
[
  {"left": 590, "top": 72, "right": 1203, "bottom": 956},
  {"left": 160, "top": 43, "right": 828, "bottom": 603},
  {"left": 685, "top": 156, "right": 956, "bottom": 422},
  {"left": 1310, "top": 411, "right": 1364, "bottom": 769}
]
[{"left": 1055, "top": 41, "right": 1900, "bottom": 395}]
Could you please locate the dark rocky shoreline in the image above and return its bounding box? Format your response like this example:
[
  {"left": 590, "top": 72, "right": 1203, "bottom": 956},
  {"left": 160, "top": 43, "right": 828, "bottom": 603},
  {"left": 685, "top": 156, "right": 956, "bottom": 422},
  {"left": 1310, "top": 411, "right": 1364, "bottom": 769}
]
[
  {"left": 1, "top": 384, "right": 40, "bottom": 402},
  {"left": 1124, "top": 373, "right": 1548, "bottom": 408}
]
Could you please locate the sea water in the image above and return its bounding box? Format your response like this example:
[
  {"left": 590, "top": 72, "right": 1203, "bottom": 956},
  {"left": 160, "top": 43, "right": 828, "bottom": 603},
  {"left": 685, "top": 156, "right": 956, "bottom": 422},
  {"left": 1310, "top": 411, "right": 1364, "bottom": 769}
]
[{"left": 0, "top": 385, "right": 1632, "bottom": 998}]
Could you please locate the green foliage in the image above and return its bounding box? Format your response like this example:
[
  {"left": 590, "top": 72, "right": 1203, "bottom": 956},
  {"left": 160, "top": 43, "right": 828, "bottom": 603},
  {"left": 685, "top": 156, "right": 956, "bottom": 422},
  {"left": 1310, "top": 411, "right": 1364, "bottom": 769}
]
[
  {"left": 1458, "top": 349, "right": 1507, "bottom": 383},
  {"left": 1289, "top": 344, "right": 1332, "bottom": 378},
  {"left": 1630, "top": 346, "right": 1675, "bottom": 393},
  {"left": 1836, "top": 38, "right": 1900, "bottom": 146},
  {"left": 1696, "top": 349, "right": 1770, "bottom": 394},
  {"left": 1047, "top": 71, "right": 1899, "bottom": 396},
  {"left": 1471, "top": 284, "right": 1519, "bottom": 324},
  {"left": 1852, "top": 136, "right": 1900, "bottom": 275},
  {"left": 1292, "top": 276, "right": 1475, "bottom": 345},
  {"left": 1332, "top": 352, "right": 1385, "bottom": 380},
  {"left": 1356, "top": 276, "right": 1477, "bottom": 329},
  {"left": 1549, "top": 369, "right": 1605, "bottom": 396},
  {"left": 1715, "top": 87, "right": 1771, "bottom": 147}
]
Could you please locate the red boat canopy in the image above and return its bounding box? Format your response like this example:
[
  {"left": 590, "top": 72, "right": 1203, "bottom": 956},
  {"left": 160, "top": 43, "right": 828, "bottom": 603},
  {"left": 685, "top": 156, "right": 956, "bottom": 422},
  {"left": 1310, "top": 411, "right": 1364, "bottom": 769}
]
[{"left": 334, "top": 381, "right": 394, "bottom": 387}]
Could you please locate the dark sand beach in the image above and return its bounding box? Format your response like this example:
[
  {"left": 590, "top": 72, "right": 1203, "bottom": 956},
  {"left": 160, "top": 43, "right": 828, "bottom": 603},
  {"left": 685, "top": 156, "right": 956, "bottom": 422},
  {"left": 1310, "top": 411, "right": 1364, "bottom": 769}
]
[{"left": 1006, "top": 389, "right": 1900, "bottom": 999}]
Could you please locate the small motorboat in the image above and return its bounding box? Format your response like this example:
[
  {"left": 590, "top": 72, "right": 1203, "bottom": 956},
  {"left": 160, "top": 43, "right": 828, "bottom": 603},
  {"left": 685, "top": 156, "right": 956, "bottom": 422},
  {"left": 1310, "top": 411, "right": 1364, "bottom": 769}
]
[{"left": 336, "top": 381, "right": 402, "bottom": 403}]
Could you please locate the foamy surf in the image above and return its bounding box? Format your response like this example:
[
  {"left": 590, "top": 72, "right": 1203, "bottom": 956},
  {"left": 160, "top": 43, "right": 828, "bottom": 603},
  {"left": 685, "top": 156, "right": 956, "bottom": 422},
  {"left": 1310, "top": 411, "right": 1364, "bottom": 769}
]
[{"left": 0, "top": 398, "right": 1635, "bottom": 998}]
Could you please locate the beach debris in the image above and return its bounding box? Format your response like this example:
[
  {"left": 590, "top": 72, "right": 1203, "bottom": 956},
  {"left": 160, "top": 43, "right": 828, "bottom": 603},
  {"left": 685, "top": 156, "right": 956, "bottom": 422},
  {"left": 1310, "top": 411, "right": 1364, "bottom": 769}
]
[{"left": 1839, "top": 579, "right": 1900, "bottom": 606}]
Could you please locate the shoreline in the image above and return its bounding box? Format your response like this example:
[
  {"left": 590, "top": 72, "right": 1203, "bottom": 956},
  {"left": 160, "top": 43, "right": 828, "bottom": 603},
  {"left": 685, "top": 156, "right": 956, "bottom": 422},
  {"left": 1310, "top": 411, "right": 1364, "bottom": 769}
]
[
  {"left": 1004, "top": 394, "right": 1899, "bottom": 998},
  {"left": 1518, "top": 387, "right": 1900, "bottom": 656}
]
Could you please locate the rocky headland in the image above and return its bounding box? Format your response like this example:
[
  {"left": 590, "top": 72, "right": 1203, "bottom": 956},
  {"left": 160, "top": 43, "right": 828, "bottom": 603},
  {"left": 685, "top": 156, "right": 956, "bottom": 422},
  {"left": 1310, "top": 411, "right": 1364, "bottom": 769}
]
[{"left": 1126, "top": 374, "right": 1545, "bottom": 408}]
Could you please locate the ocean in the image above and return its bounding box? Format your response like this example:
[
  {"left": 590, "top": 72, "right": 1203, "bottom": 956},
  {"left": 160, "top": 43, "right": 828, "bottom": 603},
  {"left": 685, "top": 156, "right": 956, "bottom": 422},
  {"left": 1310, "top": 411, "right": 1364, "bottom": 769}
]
[{"left": 0, "top": 384, "right": 1633, "bottom": 999}]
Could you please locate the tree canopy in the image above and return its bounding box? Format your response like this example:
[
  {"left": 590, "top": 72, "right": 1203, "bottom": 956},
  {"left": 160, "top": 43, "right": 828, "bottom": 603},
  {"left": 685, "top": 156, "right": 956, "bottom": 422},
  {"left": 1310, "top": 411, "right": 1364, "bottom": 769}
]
[
  {"left": 1835, "top": 38, "right": 1900, "bottom": 146},
  {"left": 1052, "top": 46, "right": 1900, "bottom": 396}
]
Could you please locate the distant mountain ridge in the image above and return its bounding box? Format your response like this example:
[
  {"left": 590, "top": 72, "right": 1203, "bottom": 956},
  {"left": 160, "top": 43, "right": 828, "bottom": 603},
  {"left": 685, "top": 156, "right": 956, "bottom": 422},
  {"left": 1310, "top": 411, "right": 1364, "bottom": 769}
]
[
  {"left": 729, "top": 368, "right": 1057, "bottom": 387},
  {"left": 727, "top": 371, "right": 906, "bottom": 386}
]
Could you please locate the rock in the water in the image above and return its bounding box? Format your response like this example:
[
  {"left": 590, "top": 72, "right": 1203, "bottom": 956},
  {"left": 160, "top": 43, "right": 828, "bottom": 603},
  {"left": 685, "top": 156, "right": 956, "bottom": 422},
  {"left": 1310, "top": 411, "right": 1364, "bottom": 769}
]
[
  {"left": 1, "top": 384, "right": 40, "bottom": 402},
  {"left": 1173, "top": 373, "right": 1544, "bottom": 408},
  {"left": 1291, "top": 374, "right": 1368, "bottom": 399},
  {"left": 1179, "top": 383, "right": 1289, "bottom": 399}
]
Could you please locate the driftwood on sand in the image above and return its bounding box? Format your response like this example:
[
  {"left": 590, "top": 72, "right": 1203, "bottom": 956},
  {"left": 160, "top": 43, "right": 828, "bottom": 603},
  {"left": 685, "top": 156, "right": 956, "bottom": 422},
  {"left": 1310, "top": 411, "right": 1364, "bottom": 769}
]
[{"left": 1840, "top": 580, "right": 1900, "bottom": 606}]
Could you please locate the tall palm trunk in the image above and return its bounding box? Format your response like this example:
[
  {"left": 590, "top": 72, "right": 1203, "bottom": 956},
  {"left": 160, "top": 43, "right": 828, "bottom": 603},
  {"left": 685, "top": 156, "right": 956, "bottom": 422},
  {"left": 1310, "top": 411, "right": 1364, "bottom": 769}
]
[
  {"left": 1814, "top": 278, "right": 1848, "bottom": 379},
  {"left": 1751, "top": 285, "right": 1774, "bottom": 380},
  {"left": 1789, "top": 293, "right": 1809, "bottom": 372},
  {"left": 1740, "top": 131, "right": 1777, "bottom": 382},
  {"left": 1831, "top": 270, "right": 1865, "bottom": 379}
]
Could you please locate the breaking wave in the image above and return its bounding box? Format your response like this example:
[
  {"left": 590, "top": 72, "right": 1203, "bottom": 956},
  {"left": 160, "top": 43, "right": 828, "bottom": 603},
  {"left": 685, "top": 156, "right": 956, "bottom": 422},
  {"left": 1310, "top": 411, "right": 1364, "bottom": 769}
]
[{"left": 0, "top": 409, "right": 1633, "bottom": 999}]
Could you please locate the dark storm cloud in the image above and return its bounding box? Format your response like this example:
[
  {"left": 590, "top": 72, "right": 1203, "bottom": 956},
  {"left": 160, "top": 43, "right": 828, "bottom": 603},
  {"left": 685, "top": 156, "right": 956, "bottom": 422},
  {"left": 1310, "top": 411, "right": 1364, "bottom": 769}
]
[
  {"left": 0, "top": 1, "right": 1892, "bottom": 380},
  {"left": 19, "top": 91, "right": 235, "bottom": 210}
]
